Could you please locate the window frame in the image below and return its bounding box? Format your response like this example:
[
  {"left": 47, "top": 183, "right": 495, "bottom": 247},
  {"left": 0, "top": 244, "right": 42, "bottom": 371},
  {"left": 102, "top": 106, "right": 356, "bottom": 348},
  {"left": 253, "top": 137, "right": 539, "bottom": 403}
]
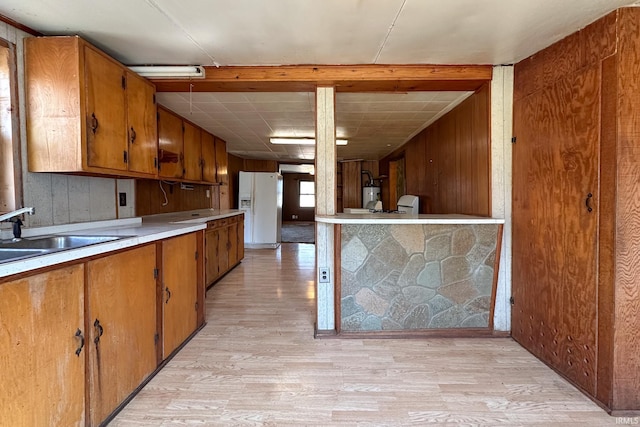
[
  {"left": 0, "top": 37, "right": 22, "bottom": 213},
  {"left": 298, "top": 180, "right": 315, "bottom": 208}
]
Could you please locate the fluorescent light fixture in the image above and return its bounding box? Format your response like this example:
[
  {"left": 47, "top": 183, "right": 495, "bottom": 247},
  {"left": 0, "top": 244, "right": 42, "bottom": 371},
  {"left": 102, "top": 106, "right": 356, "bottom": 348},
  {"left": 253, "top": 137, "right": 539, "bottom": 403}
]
[
  {"left": 270, "top": 137, "right": 348, "bottom": 146},
  {"left": 128, "top": 65, "right": 205, "bottom": 79}
]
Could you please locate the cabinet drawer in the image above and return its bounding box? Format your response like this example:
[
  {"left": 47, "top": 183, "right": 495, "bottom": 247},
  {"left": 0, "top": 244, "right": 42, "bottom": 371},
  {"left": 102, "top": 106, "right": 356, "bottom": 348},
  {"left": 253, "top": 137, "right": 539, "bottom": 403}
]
[{"left": 207, "top": 218, "right": 226, "bottom": 229}]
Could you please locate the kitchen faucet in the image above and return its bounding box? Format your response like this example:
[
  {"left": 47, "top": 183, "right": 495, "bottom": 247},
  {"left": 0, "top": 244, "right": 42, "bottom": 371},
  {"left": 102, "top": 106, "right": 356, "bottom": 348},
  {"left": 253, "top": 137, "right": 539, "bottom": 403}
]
[{"left": 0, "top": 207, "right": 35, "bottom": 239}]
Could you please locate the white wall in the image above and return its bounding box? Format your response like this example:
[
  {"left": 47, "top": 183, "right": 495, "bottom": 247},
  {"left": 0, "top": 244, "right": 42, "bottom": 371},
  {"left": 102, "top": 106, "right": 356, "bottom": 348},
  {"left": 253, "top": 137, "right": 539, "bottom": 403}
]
[
  {"left": 315, "top": 86, "right": 337, "bottom": 331},
  {"left": 1, "top": 21, "right": 122, "bottom": 228},
  {"left": 490, "top": 65, "right": 514, "bottom": 332}
]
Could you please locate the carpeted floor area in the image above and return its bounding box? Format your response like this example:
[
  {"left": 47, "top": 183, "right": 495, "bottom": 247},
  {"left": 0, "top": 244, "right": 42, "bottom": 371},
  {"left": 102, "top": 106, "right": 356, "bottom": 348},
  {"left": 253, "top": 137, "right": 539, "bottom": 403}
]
[{"left": 281, "top": 221, "right": 315, "bottom": 243}]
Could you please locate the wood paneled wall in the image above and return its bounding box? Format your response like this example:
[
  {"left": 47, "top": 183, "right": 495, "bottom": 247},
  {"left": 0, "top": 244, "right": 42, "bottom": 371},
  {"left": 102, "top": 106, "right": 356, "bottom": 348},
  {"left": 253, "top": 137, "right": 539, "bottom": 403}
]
[
  {"left": 512, "top": 8, "right": 640, "bottom": 413},
  {"left": 135, "top": 180, "right": 216, "bottom": 216},
  {"left": 337, "top": 160, "right": 378, "bottom": 211},
  {"left": 227, "top": 154, "right": 244, "bottom": 209},
  {"left": 380, "top": 85, "right": 490, "bottom": 216},
  {"left": 607, "top": 8, "right": 640, "bottom": 411}
]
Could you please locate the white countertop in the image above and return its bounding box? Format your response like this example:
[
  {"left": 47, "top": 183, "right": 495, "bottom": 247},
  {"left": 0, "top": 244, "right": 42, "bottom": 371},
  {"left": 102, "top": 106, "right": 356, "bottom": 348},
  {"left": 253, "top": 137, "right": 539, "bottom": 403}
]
[
  {"left": 0, "top": 209, "right": 244, "bottom": 279},
  {"left": 316, "top": 213, "right": 505, "bottom": 224},
  {"left": 143, "top": 209, "right": 243, "bottom": 224}
]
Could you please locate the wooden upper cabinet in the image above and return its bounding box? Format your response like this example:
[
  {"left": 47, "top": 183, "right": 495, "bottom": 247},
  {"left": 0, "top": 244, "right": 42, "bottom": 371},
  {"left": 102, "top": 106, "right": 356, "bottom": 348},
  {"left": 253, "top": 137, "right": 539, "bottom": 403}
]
[
  {"left": 126, "top": 71, "right": 158, "bottom": 174},
  {"left": 84, "top": 46, "right": 128, "bottom": 170},
  {"left": 157, "top": 106, "right": 184, "bottom": 179},
  {"left": 215, "top": 137, "right": 228, "bottom": 185},
  {"left": 157, "top": 105, "right": 229, "bottom": 185},
  {"left": 183, "top": 121, "right": 202, "bottom": 182},
  {"left": 24, "top": 36, "right": 158, "bottom": 178},
  {"left": 201, "top": 130, "right": 217, "bottom": 183}
]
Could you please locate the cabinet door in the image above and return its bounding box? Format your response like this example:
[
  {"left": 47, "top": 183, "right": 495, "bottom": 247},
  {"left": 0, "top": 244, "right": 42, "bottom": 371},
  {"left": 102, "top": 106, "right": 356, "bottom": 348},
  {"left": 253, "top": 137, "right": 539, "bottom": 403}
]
[
  {"left": 228, "top": 221, "right": 239, "bottom": 267},
  {"left": 126, "top": 71, "right": 158, "bottom": 175},
  {"left": 183, "top": 121, "right": 202, "bottom": 182},
  {"left": 0, "top": 265, "right": 85, "bottom": 427},
  {"left": 201, "top": 131, "right": 217, "bottom": 183},
  {"left": 87, "top": 245, "right": 157, "bottom": 425},
  {"left": 205, "top": 227, "right": 219, "bottom": 286},
  {"left": 237, "top": 214, "right": 245, "bottom": 261},
  {"left": 214, "top": 137, "right": 228, "bottom": 185},
  {"left": 162, "top": 233, "right": 198, "bottom": 358},
  {"left": 84, "top": 45, "right": 127, "bottom": 171},
  {"left": 217, "top": 224, "right": 229, "bottom": 275},
  {"left": 158, "top": 107, "right": 184, "bottom": 179}
]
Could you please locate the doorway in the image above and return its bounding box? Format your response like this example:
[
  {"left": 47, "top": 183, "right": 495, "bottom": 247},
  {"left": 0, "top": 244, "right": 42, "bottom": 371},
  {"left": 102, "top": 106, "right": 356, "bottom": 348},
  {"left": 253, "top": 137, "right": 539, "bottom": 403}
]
[{"left": 280, "top": 164, "right": 315, "bottom": 243}]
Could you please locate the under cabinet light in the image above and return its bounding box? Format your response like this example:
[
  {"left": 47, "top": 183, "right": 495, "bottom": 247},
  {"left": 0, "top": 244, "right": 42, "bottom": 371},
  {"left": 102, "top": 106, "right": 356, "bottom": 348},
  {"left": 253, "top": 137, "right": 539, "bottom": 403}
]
[
  {"left": 127, "top": 65, "right": 205, "bottom": 79},
  {"left": 270, "top": 137, "right": 348, "bottom": 146}
]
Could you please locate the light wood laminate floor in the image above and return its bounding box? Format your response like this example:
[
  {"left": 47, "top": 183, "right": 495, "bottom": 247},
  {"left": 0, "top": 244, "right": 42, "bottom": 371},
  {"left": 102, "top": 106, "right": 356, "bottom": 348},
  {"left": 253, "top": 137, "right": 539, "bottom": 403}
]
[{"left": 111, "top": 243, "right": 617, "bottom": 426}]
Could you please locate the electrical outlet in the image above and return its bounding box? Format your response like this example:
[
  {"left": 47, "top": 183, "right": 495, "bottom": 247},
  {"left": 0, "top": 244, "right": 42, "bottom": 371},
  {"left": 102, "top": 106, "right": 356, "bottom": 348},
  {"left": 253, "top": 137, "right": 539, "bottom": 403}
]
[
  {"left": 319, "top": 267, "right": 330, "bottom": 283},
  {"left": 118, "top": 192, "right": 127, "bottom": 206}
]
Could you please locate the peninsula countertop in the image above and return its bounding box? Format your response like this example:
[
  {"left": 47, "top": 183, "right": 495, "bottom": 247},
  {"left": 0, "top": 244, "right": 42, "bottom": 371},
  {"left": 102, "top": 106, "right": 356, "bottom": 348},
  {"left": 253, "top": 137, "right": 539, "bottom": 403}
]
[
  {"left": 316, "top": 213, "right": 505, "bottom": 225},
  {"left": 0, "top": 209, "right": 244, "bottom": 279}
]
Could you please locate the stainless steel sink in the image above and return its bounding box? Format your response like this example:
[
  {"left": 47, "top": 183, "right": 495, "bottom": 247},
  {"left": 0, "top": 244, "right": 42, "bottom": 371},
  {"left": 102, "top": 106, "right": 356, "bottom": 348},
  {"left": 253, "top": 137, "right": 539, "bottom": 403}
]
[
  {"left": 0, "top": 248, "right": 50, "bottom": 263},
  {"left": 1, "top": 235, "right": 121, "bottom": 250},
  {"left": 0, "top": 235, "right": 127, "bottom": 264}
]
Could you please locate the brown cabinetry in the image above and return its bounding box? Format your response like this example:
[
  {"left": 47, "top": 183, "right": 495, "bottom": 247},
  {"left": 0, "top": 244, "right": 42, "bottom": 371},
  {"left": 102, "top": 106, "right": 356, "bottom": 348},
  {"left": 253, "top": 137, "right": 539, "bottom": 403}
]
[
  {"left": 157, "top": 105, "right": 223, "bottom": 184},
  {"left": 86, "top": 245, "right": 158, "bottom": 425},
  {"left": 126, "top": 70, "right": 159, "bottom": 175},
  {"left": 183, "top": 121, "right": 202, "bottom": 182},
  {"left": 201, "top": 131, "right": 217, "bottom": 183},
  {"left": 204, "top": 214, "right": 244, "bottom": 286},
  {"left": 215, "top": 137, "right": 228, "bottom": 185},
  {"left": 157, "top": 106, "right": 184, "bottom": 179},
  {"left": 228, "top": 219, "right": 239, "bottom": 267},
  {"left": 237, "top": 215, "right": 245, "bottom": 261},
  {"left": 25, "top": 36, "right": 157, "bottom": 178},
  {"left": 161, "top": 233, "right": 199, "bottom": 358},
  {"left": 0, "top": 231, "right": 205, "bottom": 426},
  {"left": 0, "top": 265, "right": 85, "bottom": 427}
]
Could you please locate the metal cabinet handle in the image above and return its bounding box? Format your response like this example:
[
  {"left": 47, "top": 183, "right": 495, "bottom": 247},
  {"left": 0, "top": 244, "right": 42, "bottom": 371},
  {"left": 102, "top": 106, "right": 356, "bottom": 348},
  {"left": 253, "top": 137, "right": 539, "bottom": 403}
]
[
  {"left": 165, "top": 286, "right": 171, "bottom": 304},
  {"left": 586, "top": 193, "right": 593, "bottom": 213},
  {"left": 130, "top": 126, "right": 137, "bottom": 143},
  {"left": 93, "top": 319, "right": 103, "bottom": 345},
  {"left": 90, "top": 113, "right": 99, "bottom": 134},
  {"left": 74, "top": 328, "right": 85, "bottom": 357}
]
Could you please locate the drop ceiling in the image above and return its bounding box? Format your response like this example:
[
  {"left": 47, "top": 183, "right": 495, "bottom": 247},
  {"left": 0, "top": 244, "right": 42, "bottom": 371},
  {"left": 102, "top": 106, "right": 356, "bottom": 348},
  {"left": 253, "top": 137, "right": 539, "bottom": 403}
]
[
  {"left": 2, "top": 0, "right": 636, "bottom": 161},
  {"left": 156, "top": 91, "right": 472, "bottom": 161}
]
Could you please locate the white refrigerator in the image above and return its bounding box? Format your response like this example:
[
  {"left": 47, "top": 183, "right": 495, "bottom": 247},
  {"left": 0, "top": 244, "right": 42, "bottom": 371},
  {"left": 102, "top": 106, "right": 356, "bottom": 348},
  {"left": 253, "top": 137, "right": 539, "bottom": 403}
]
[{"left": 238, "top": 171, "right": 283, "bottom": 247}]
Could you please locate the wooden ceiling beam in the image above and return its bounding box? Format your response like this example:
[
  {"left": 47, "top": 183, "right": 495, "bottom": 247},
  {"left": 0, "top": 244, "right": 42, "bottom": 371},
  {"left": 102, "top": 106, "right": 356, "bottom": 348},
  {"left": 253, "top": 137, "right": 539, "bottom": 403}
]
[{"left": 151, "top": 64, "right": 493, "bottom": 92}]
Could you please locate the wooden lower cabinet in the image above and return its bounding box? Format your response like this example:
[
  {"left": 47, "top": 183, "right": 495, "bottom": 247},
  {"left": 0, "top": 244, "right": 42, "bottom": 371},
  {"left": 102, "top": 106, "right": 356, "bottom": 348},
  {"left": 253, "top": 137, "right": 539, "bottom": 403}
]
[
  {"left": 162, "top": 233, "right": 198, "bottom": 358},
  {"left": 204, "top": 214, "right": 244, "bottom": 287},
  {"left": 205, "top": 226, "right": 220, "bottom": 285},
  {"left": 237, "top": 215, "right": 244, "bottom": 261},
  {"left": 228, "top": 220, "right": 239, "bottom": 267},
  {"left": 216, "top": 222, "right": 230, "bottom": 276},
  {"left": 86, "top": 244, "right": 158, "bottom": 426},
  {"left": 0, "top": 265, "right": 86, "bottom": 427},
  {"left": 0, "top": 232, "right": 208, "bottom": 426}
]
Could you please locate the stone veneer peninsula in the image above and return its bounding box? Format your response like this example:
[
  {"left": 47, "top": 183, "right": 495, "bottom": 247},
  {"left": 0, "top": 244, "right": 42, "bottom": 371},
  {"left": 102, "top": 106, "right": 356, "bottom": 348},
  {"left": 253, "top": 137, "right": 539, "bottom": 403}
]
[{"left": 316, "top": 213, "right": 505, "bottom": 336}]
